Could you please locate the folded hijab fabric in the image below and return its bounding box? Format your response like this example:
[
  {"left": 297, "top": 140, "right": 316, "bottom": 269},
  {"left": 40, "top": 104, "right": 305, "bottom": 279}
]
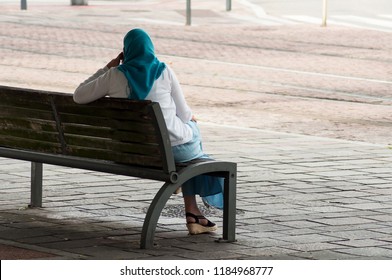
[{"left": 117, "top": 29, "right": 166, "bottom": 100}]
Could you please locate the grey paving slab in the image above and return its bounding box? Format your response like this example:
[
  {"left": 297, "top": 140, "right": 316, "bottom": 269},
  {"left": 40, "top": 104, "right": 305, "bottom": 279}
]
[{"left": 2, "top": 126, "right": 390, "bottom": 260}]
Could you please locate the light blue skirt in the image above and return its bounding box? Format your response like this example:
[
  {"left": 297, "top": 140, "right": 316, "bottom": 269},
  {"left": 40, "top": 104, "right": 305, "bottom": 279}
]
[{"left": 172, "top": 121, "right": 224, "bottom": 208}]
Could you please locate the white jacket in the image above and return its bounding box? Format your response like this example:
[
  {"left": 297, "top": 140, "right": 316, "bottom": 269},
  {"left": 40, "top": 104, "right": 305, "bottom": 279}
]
[{"left": 74, "top": 66, "right": 193, "bottom": 146}]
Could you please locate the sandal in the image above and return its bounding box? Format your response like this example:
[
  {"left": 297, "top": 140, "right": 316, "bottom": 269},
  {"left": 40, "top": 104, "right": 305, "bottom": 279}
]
[
  {"left": 173, "top": 187, "right": 182, "bottom": 195},
  {"left": 186, "top": 212, "right": 217, "bottom": 235}
]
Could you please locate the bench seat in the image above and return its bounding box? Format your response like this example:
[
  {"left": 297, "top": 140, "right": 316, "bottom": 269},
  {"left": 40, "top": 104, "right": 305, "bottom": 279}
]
[{"left": 0, "top": 85, "right": 237, "bottom": 249}]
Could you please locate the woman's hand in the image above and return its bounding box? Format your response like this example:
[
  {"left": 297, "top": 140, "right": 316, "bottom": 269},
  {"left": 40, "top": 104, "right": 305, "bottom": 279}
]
[
  {"left": 106, "top": 52, "right": 124, "bottom": 69},
  {"left": 191, "top": 115, "right": 197, "bottom": 122}
]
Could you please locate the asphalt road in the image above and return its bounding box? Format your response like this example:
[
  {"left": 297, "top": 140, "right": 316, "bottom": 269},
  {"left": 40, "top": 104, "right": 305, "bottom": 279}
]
[
  {"left": 249, "top": 0, "right": 392, "bottom": 17},
  {"left": 0, "top": 1, "right": 391, "bottom": 146}
]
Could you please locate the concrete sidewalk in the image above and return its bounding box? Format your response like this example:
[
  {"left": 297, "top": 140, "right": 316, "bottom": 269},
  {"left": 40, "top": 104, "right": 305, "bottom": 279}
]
[
  {"left": 1, "top": 1, "right": 392, "bottom": 259},
  {"left": 1, "top": 124, "right": 392, "bottom": 259}
]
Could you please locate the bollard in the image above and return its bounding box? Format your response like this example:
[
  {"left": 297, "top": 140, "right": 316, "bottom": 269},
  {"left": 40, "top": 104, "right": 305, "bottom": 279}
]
[
  {"left": 322, "top": 0, "right": 328, "bottom": 27},
  {"left": 185, "top": 0, "right": 231, "bottom": 25},
  {"left": 226, "top": 0, "right": 231, "bottom": 11},
  {"left": 21, "top": 0, "right": 27, "bottom": 10},
  {"left": 71, "top": 0, "right": 88, "bottom": 5},
  {"left": 186, "top": 0, "right": 191, "bottom": 26}
]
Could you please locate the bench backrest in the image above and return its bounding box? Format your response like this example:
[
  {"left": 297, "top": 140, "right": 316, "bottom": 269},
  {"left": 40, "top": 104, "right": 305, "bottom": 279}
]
[{"left": 0, "top": 86, "right": 176, "bottom": 174}]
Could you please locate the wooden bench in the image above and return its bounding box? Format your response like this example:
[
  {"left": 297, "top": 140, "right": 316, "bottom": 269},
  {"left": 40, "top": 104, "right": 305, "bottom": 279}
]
[{"left": 0, "top": 85, "right": 237, "bottom": 249}]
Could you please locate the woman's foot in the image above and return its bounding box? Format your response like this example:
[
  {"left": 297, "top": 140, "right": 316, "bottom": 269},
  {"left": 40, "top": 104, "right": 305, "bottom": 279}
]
[{"left": 186, "top": 212, "right": 217, "bottom": 235}]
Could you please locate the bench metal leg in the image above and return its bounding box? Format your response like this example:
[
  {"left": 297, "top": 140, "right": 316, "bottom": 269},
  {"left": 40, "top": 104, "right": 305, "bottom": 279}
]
[
  {"left": 222, "top": 169, "right": 237, "bottom": 242},
  {"left": 140, "top": 182, "right": 181, "bottom": 249},
  {"left": 30, "top": 162, "right": 43, "bottom": 208},
  {"left": 141, "top": 164, "right": 237, "bottom": 248}
]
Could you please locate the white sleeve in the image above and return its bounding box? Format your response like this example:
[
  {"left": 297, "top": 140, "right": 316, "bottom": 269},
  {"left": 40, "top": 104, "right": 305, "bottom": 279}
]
[
  {"left": 168, "top": 67, "right": 192, "bottom": 123},
  {"left": 73, "top": 66, "right": 112, "bottom": 104}
]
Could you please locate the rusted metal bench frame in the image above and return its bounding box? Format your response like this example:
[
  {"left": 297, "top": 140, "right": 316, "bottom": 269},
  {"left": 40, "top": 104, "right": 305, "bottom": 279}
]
[{"left": 0, "top": 86, "right": 237, "bottom": 249}]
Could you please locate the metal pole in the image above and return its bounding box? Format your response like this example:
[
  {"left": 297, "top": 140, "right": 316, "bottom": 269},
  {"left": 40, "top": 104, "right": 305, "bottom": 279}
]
[
  {"left": 226, "top": 0, "right": 232, "bottom": 11},
  {"left": 186, "top": 0, "right": 191, "bottom": 26},
  {"left": 71, "top": 0, "right": 88, "bottom": 5},
  {"left": 21, "top": 0, "right": 27, "bottom": 10},
  {"left": 30, "top": 162, "right": 43, "bottom": 208},
  {"left": 322, "top": 0, "right": 328, "bottom": 27}
]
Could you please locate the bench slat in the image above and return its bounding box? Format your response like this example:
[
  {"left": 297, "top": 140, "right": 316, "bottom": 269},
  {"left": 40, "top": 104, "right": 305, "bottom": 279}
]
[
  {"left": 0, "top": 135, "right": 62, "bottom": 153},
  {"left": 65, "top": 146, "right": 163, "bottom": 167},
  {"left": 56, "top": 105, "right": 152, "bottom": 121},
  {"left": 0, "top": 118, "right": 58, "bottom": 133},
  {"left": 62, "top": 124, "right": 159, "bottom": 144},
  {"left": 0, "top": 106, "right": 54, "bottom": 121},
  {"left": 0, "top": 89, "right": 52, "bottom": 110},
  {"left": 0, "top": 128, "right": 59, "bottom": 143},
  {"left": 64, "top": 134, "right": 161, "bottom": 155},
  {"left": 58, "top": 114, "right": 156, "bottom": 132},
  {"left": 53, "top": 94, "right": 152, "bottom": 111}
]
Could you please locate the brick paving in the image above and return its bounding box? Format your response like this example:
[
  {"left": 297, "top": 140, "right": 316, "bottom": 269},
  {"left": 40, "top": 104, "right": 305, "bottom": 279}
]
[{"left": 1, "top": 0, "right": 392, "bottom": 259}]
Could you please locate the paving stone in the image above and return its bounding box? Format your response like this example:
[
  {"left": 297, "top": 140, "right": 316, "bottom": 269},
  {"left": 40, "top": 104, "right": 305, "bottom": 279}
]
[
  {"left": 275, "top": 233, "right": 347, "bottom": 244},
  {"left": 231, "top": 246, "right": 301, "bottom": 258},
  {"left": 291, "top": 249, "right": 364, "bottom": 260},
  {"left": 322, "top": 229, "right": 391, "bottom": 240},
  {"left": 66, "top": 245, "right": 153, "bottom": 260},
  {"left": 335, "top": 247, "right": 392, "bottom": 258},
  {"left": 331, "top": 239, "right": 392, "bottom": 248}
]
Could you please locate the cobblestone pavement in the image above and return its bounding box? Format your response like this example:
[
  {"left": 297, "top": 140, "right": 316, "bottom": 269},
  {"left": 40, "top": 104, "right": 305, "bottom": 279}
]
[
  {"left": 1, "top": 1, "right": 392, "bottom": 144},
  {"left": 1, "top": 1, "right": 392, "bottom": 259}
]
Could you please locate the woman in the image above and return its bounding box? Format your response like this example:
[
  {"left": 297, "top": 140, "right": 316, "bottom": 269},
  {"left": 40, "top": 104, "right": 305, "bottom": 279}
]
[{"left": 74, "top": 28, "right": 223, "bottom": 235}]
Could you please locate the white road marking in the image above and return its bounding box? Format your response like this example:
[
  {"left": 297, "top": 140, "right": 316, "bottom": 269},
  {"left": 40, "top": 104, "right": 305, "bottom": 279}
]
[{"left": 161, "top": 55, "right": 392, "bottom": 85}]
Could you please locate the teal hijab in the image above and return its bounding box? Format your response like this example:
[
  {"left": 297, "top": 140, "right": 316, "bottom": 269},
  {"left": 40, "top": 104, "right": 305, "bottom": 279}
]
[{"left": 117, "top": 29, "right": 166, "bottom": 100}]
